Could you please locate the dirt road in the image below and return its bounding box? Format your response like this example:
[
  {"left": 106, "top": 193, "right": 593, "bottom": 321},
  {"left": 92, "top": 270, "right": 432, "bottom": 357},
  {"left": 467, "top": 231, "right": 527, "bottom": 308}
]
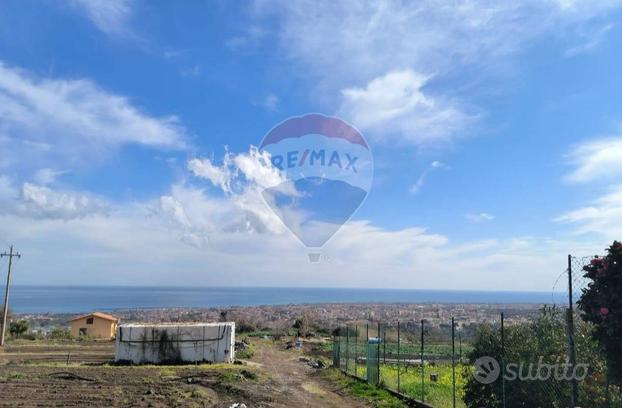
[{"left": 252, "top": 340, "right": 368, "bottom": 408}]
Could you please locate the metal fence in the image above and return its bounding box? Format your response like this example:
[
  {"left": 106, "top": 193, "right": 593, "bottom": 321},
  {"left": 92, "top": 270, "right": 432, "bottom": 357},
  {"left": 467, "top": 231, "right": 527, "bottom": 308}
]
[
  {"left": 331, "top": 254, "right": 621, "bottom": 408},
  {"left": 333, "top": 318, "right": 469, "bottom": 408},
  {"left": 567, "top": 255, "right": 621, "bottom": 408}
]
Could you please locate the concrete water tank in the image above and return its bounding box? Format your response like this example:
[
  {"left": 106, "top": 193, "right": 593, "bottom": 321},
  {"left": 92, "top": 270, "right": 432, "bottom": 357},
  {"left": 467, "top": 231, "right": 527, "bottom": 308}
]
[{"left": 115, "top": 322, "right": 235, "bottom": 364}]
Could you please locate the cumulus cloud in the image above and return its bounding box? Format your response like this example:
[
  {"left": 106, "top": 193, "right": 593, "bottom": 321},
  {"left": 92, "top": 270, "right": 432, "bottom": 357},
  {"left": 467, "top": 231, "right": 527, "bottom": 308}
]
[
  {"left": 0, "top": 177, "right": 108, "bottom": 220},
  {"left": 340, "top": 69, "right": 474, "bottom": 144},
  {"left": 187, "top": 157, "right": 232, "bottom": 193},
  {"left": 0, "top": 62, "right": 187, "bottom": 171},
  {"left": 159, "top": 147, "right": 290, "bottom": 246}
]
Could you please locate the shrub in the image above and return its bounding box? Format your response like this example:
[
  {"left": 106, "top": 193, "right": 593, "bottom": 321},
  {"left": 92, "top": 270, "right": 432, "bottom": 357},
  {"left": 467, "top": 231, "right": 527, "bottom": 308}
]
[
  {"left": 578, "top": 241, "right": 622, "bottom": 386},
  {"left": 462, "top": 308, "right": 610, "bottom": 408},
  {"left": 9, "top": 320, "right": 29, "bottom": 338},
  {"left": 49, "top": 328, "right": 73, "bottom": 340}
]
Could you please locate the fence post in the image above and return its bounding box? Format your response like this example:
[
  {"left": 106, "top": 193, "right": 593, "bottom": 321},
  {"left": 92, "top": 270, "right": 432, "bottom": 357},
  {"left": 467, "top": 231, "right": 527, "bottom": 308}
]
[
  {"left": 567, "top": 254, "right": 578, "bottom": 406},
  {"left": 452, "top": 317, "right": 456, "bottom": 408},
  {"left": 606, "top": 362, "right": 611, "bottom": 408},
  {"left": 333, "top": 333, "right": 339, "bottom": 368},
  {"left": 346, "top": 325, "right": 349, "bottom": 374},
  {"left": 397, "top": 321, "right": 401, "bottom": 393},
  {"left": 383, "top": 326, "right": 387, "bottom": 364},
  {"left": 421, "top": 319, "right": 425, "bottom": 403},
  {"left": 366, "top": 323, "right": 369, "bottom": 380},
  {"left": 459, "top": 331, "right": 462, "bottom": 361},
  {"left": 377, "top": 322, "right": 381, "bottom": 385},
  {"left": 355, "top": 325, "right": 358, "bottom": 377},
  {"left": 501, "top": 313, "right": 506, "bottom": 408}
]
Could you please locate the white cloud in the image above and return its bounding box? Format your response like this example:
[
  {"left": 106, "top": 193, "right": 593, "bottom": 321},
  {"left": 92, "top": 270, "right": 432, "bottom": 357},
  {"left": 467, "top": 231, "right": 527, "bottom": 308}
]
[
  {"left": 564, "top": 23, "right": 615, "bottom": 56},
  {"left": 33, "top": 168, "right": 65, "bottom": 185},
  {"left": 431, "top": 161, "right": 450, "bottom": 169},
  {"left": 0, "top": 204, "right": 601, "bottom": 290},
  {"left": 226, "top": 25, "right": 268, "bottom": 50},
  {"left": 409, "top": 174, "right": 427, "bottom": 195},
  {"left": 466, "top": 212, "right": 496, "bottom": 222},
  {"left": 158, "top": 184, "right": 257, "bottom": 247},
  {"left": 340, "top": 69, "right": 474, "bottom": 144},
  {"left": 555, "top": 185, "right": 622, "bottom": 239},
  {"left": 160, "top": 147, "right": 291, "bottom": 246},
  {"left": 0, "top": 178, "right": 109, "bottom": 220},
  {"left": 69, "top": 0, "right": 134, "bottom": 37},
  {"left": 566, "top": 136, "right": 622, "bottom": 183},
  {"left": 261, "top": 94, "right": 279, "bottom": 111},
  {"left": 254, "top": 0, "right": 621, "bottom": 144},
  {"left": 0, "top": 62, "right": 186, "bottom": 170},
  {"left": 0, "top": 175, "right": 14, "bottom": 203},
  {"left": 261, "top": 0, "right": 621, "bottom": 82},
  {"left": 188, "top": 156, "right": 232, "bottom": 193},
  {"left": 0, "top": 144, "right": 604, "bottom": 290},
  {"left": 409, "top": 160, "right": 450, "bottom": 195},
  {"left": 559, "top": 132, "right": 622, "bottom": 238}
]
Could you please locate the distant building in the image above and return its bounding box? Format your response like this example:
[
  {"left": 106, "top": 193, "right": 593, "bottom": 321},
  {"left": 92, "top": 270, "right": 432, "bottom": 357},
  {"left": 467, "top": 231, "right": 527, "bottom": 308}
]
[{"left": 70, "top": 312, "right": 120, "bottom": 339}]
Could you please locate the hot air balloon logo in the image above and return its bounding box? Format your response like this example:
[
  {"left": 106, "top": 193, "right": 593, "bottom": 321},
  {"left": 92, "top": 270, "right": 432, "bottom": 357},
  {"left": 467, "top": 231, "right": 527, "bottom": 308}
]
[{"left": 259, "top": 114, "right": 373, "bottom": 262}]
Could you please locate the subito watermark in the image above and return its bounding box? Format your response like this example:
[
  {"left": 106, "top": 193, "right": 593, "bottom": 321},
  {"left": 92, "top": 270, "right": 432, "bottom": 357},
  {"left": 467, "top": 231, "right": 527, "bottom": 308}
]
[{"left": 473, "top": 356, "right": 589, "bottom": 384}]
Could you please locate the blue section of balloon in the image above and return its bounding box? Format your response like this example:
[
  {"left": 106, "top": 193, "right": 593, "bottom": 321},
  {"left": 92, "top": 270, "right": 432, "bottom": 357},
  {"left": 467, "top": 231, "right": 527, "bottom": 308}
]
[{"left": 262, "top": 176, "right": 367, "bottom": 248}]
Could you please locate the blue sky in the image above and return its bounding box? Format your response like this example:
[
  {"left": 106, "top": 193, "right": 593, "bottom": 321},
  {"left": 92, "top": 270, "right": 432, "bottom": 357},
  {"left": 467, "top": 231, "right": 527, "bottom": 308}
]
[{"left": 0, "top": 0, "right": 621, "bottom": 290}]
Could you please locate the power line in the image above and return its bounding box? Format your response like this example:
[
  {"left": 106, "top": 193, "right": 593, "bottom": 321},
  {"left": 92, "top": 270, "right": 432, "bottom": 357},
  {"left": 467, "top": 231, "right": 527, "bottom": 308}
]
[{"left": 0, "top": 245, "right": 20, "bottom": 347}]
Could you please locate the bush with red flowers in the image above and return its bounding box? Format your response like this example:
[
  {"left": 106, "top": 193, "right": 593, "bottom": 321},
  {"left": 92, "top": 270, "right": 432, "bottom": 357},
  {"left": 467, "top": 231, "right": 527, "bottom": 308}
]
[{"left": 578, "top": 241, "right": 622, "bottom": 385}]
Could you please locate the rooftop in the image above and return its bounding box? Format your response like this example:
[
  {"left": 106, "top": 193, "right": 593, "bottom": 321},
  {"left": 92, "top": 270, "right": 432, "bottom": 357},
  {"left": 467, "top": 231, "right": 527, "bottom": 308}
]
[{"left": 70, "top": 312, "right": 120, "bottom": 322}]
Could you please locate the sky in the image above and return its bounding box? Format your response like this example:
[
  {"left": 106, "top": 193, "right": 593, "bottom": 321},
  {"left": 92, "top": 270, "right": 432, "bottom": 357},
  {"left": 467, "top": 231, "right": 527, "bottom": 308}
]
[{"left": 0, "top": 0, "right": 621, "bottom": 291}]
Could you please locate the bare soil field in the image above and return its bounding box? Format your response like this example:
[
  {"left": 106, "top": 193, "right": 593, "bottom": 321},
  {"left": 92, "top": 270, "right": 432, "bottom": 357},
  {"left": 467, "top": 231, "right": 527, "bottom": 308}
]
[{"left": 0, "top": 339, "right": 378, "bottom": 407}]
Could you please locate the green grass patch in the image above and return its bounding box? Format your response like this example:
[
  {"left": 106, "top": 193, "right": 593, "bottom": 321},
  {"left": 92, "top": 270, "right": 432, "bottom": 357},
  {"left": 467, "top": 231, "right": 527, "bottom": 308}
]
[
  {"left": 323, "top": 368, "right": 407, "bottom": 408},
  {"left": 341, "top": 357, "right": 468, "bottom": 408},
  {"left": 0, "top": 371, "right": 27, "bottom": 381},
  {"left": 236, "top": 342, "right": 256, "bottom": 359}
]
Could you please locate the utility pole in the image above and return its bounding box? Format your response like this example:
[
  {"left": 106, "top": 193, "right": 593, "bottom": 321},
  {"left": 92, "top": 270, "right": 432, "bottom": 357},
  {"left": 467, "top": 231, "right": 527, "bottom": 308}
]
[{"left": 1, "top": 245, "right": 20, "bottom": 347}]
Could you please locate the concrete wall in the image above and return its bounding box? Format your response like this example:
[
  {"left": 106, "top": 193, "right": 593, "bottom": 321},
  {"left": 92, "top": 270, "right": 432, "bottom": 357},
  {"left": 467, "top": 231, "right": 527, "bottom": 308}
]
[
  {"left": 71, "top": 317, "right": 117, "bottom": 339},
  {"left": 115, "top": 322, "right": 235, "bottom": 364}
]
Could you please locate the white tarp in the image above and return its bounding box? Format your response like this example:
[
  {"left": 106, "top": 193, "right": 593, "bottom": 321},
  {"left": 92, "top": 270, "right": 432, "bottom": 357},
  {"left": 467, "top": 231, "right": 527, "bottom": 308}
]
[{"left": 115, "top": 322, "right": 235, "bottom": 364}]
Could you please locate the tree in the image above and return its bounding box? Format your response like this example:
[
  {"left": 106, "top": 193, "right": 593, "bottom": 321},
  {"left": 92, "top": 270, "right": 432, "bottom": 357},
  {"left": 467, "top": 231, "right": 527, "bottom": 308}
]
[
  {"left": 9, "top": 320, "right": 28, "bottom": 338},
  {"left": 463, "top": 307, "right": 571, "bottom": 408},
  {"left": 578, "top": 241, "right": 622, "bottom": 385},
  {"left": 293, "top": 314, "right": 310, "bottom": 337},
  {"left": 463, "top": 307, "right": 618, "bottom": 407}
]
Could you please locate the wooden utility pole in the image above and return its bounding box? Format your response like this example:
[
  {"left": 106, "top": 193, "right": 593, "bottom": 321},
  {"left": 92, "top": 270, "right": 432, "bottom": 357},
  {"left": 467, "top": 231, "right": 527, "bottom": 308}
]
[{"left": 1, "top": 245, "right": 20, "bottom": 347}]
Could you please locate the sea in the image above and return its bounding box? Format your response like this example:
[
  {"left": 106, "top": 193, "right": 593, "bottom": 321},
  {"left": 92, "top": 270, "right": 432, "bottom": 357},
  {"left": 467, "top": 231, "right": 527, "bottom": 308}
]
[{"left": 8, "top": 286, "right": 567, "bottom": 313}]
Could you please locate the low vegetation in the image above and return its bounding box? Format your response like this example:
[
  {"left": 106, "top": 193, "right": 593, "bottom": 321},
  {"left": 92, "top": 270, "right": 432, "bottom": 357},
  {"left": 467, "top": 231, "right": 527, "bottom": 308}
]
[{"left": 323, "top": 368, "right": 407, "bottom": 408}]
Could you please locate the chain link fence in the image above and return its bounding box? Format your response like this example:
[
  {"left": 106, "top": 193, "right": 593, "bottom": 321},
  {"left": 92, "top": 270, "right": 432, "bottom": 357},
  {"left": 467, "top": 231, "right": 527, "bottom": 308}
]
[
  {"left": 331, "top": 254, "right": 622, "bottom": 408},
  {"left": 334, "top": 318, "right": 467, "bottom": 408},
  {"left": 568, "top": 255, "right": 622, "bottom": 407}
]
